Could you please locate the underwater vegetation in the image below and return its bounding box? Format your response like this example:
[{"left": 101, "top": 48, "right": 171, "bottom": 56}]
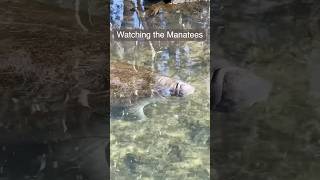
[{"left": 110, "top": 0, "right": 210, "bottom": 179}]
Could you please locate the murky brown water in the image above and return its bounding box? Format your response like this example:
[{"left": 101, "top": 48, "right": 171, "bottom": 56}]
[{"left": 0, "top": 0, "right": 108, "bottom": 179}]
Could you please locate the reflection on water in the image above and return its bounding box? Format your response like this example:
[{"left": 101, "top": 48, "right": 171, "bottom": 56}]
[
  {"left": 111, "top": 0, "right": 146, "bottom": 29},
  {"left": 111, "top": 0, "right": 124, "bottom": 28},
  {"left": 110, "top": 0, "right": 210, "bottom": 179}
]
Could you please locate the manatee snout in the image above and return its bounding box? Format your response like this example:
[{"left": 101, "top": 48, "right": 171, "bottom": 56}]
[
  {"left": 174, "top": 81, "right": 195, "bottom": 97},
  {"left": 156, "top": 76, "right": 195, "bottom": 98}
]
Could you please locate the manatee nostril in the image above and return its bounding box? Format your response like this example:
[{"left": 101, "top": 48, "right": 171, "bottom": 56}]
[{"left": 176, "top": 83, "right": 181, "bottom": 96}]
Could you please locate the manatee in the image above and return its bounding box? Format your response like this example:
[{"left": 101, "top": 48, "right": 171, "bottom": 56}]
[
  {"left": 212, "top": 58, "right": 272, "bottom": 112},
  {"left": 110, "top": 62, "right": 195, "bottom": 120}
]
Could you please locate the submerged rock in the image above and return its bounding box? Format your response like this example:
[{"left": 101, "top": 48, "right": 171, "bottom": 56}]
[{"left": 110, "top": 62, "right": 195, "bottom": 120}]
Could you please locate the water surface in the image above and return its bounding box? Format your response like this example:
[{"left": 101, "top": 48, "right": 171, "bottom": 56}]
[{"left": 110, "top": 0, "right": 210, "bottom": 179}]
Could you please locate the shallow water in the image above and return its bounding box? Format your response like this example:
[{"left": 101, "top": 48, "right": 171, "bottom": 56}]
[{"left": 110, "top": 0, "right": 210, "bottom": 179}]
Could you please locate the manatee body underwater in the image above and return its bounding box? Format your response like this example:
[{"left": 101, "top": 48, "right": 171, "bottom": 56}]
[
  {"left": 212, "top": 58, "right": 272, "bottom": 112},
  {"left": 110, "top": 62, "right": 195, "bottom": 120}
]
